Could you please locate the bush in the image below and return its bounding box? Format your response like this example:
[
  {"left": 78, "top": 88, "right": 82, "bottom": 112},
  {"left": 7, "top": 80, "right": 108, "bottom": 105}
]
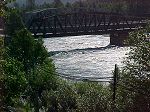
[
  {"left": 3, "top": 28, "right": 58, "bottom": 111},
  {"left": 3, "top": 58, "right": 27, "bottom": 106},
  {"left": 41, "top": 80, "right": 77, "bottom": 112},
  {"left": 42, "top": 81, "right": 112, "bottom": 112},
  {"left": 75, "top": 82, "right": 112, "bottom": 112},
  {"left": 24, "top": 58, "right": 57, "bottom": 112}
]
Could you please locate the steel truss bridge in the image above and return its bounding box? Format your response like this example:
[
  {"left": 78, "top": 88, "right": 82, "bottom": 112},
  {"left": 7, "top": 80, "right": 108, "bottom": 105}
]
[{"left": 26, "top": 10, "right": 149, "bottom": 38}]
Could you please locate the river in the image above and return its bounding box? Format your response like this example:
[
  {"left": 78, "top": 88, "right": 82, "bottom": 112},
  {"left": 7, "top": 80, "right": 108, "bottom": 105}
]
[{"left": 43, "top": 35, "right": 130, "bottom": 81}]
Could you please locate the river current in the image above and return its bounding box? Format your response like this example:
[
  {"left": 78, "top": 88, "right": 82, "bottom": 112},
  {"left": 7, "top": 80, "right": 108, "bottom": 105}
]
[{"left": 43, "top": 35, "right": 130, "bottom": 81}]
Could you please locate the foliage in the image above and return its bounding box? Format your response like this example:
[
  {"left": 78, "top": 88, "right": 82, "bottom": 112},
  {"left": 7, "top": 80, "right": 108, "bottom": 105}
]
[
  {"left": 0, "top": 0, "right": 16, "bottom": 16},
  {"left": 27, "top": 0, "right": 36, "bottom": 10},
  {"left": 0, "top": 0, "right": 15, "bottom": 110},
  {"left": 8, "top": 29, "right": 48, "bottom": 73},
  {"left": 24, "top": 58, "right": 57, "bottom": 112},
  {"left": 65, "top": 2, "right": 72, "bottom": 8},
  {"left": 116, "top": 27, "right": 150, "bottom": 111},
  {"left": 0, "top": 37, "right": 4, "bottom": 79},
  {"left": 4, "top": 26, "right": 57, "bottom": 111},
  {"left": 0, "top": 0, "right": 46, "bottom": 111},
  {"left": 5, "top": 9, "right": 25, "bottom": 36},
  {"left": 53, "top": 0, "right": 64, "bottom": 8},
  {"left": 42, "top": 80, "right": 77, "bottom": 112},
  {"left": 42, "top": 81, "right": 112, "bottom": 112},
  {"left": 1, "top": 4, "right": 58, "bottom": 111},
  {"left": 0, "top": 37, "right": 4, "bottom": 62},
  {"left": 111, "top": 1, "right": 128, "bottom": 13},
  {"left": 3, "top": 58, "right": 27, "bottom": 106},
  {"left": 75, "top": 82, "right": 112, "bottom": 112},
  {"left": 0, "top": 0, "right": 8, "bottom": 16},
  {"left": 8, "top": 29, "right": 56, "bottom": 111},
  {"left": 0, "top": 37, "right": 5, "bottom": 111},
  {"left": 0, "top": 0, "right": 5, "bottom": 16}
]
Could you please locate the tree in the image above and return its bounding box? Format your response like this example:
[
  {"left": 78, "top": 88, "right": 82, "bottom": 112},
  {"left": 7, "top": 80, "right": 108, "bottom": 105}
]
[
  {"left": 0, "top": 0, "right": 7, "bottom": 16},
  {"left": 116, "top": 26, "right": 150, "bottom": 111},
  {"left": 25, "top": 58, "right": 57, "bottom": 112},
  {"left": 0, "top": 0, "right": 17, "bottom": 16},
  {"left": 5, "top": 9, "right": 25, "bottom": 36},
  {"left": 0, "top": 37, "right": 4, "bottom": 74},
  {"left": 75, "top": 82, "right": 111, "bottom": 112},
  {"left": 3, "top": 7, "right": 58, "bottom": 111},
  {"left": 27, "top": 0, "right": 35, "bottom": 10},
  {"left": 13, "top": 2, "right": 19, "bottom": 8},
  {"left": 72, "top": 1, "right": 85, "bottom": 8},
  {"left": 0, "top": 0, "right": 14, "bottom": 110},
  {"left": 53, "top": 0, "right": 64, "bottom": 8},
  {"left": 0, "top": 37, "right": 5, "bottom": 111},
  {"left": 8, "top": 29, "right": 48, "bottom": 73},
  {"left": 4, "top": 28, "right": 58, "bottom": 111},
  {"left": 65, "top": 2, "right": 72, "bottom": 8},
  {"left": 123, "top": 0, "right": 150, "bottom": 14},
  {"left": 3, "top": 58, "right": 27, "bottom": 106}
]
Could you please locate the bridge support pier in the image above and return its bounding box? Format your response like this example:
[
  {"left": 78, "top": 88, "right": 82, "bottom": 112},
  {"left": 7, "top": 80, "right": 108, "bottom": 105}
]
[{"left": 110, "top": 33, "right": 129, "bottom": 46}]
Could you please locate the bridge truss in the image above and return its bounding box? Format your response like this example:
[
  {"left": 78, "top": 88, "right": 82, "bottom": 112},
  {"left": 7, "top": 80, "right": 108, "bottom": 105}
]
[{"left": 27, "top": 11, "right": 148, "bottom": 37}]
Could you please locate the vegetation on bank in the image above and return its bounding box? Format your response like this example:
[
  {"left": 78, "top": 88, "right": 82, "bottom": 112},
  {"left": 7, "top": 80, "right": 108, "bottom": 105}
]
[
  {"left": 115, "top": 27, "right": 150, "bottom": 111},
  {"left": 0, "top": 36, "right": 4, "bottom": 111},
  {"left": 13, "top": 0, "right": 148, "bottom": 15},
  {"left": 1, "top": 2, "right": 150, "bottom": 112}
]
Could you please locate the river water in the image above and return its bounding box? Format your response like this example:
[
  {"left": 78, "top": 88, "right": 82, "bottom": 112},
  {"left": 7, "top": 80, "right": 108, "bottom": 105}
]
[{"left": 43, "top": 35, "right": 130, "bottom": 81}]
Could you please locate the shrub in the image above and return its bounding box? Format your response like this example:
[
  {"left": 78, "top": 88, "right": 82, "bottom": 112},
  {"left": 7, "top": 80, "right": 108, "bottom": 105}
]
[
  {"left": 75, "top": 82, "right": 112, "bottom": 112},
  {"left": 3, "top": 58, "right": 27, "bottom": 106},
  {"left": 23, "top": 58, "right": 57, "bottom": 112},
  {"left": 42, "top": 81, "right": 112, "bottom": 112},
  {"left": 41, "top": 80, "right": 77, "bottom": 112}
]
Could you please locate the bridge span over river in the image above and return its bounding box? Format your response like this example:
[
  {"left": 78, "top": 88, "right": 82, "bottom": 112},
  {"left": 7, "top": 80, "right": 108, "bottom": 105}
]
[{"left": 26, "top": 9, "right": 149, "bottom": 46}]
